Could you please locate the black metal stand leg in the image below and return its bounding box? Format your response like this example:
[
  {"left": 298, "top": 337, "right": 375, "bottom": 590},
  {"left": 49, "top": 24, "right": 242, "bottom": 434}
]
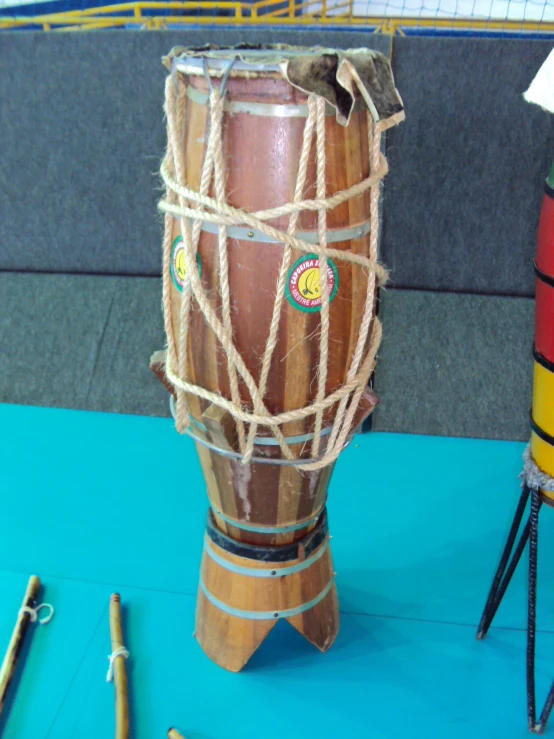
[
  {"left": 477, "top": 479, "right": 554, "bottom": 733},
  {"left": 527, "top": 488, "right": 541, "bottom": 732},
  {"left": 537, "top": 679, "right": 554, "bottom": 734},
  {"left": 477, "top": 484, "right": 532, "bottom": 640}
]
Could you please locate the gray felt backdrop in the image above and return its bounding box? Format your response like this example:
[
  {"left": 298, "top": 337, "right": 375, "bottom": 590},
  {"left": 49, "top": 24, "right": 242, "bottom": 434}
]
[
  {"left": 383, "top": 37, "right": 554, "bottom": 297},
  {"left": 0, "top": 31, "right": 549, "bottom": 441}
]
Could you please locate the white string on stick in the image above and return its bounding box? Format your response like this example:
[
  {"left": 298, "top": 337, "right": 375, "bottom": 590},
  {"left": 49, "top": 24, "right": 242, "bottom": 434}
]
[
  {"left": 106, "top": 646, "right": 130, "bottom": 683},
  {"left": 19, "top": 603, "right": 54, "bottom": 625}
]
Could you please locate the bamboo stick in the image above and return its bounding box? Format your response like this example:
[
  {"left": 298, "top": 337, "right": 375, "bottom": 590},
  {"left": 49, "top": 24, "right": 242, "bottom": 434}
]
[
  {"left": 168, "top": 729, "right": 186, "bottom": 739},
  {"left": 109, "top": 593, "right": 129, "bottom": 739},
  {"left": 0, "top": 575, "right": 41, "bottom": 716}
]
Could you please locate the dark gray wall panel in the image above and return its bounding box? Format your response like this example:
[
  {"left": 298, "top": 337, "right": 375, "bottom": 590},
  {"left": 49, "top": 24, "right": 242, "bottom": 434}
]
[
  {"left": 384, "top": 37, "right": 554, "bottom": 297},
  {"left": 373, "top": 288, "right": 534, "bottom": 440},
  {"left": 0, "top": 272, "right": 169, "bottom": 416},
  {"left": 1, "top": 272, "right": 534, "bottom": 441},
  {"left": 0, "top": 30, "right": 390, "bottom": 276}
]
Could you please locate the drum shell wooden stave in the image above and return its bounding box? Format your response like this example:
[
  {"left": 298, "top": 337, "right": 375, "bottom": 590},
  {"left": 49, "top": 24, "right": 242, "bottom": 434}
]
[
  {"left": 168, "top": 73, "right": 375, "bottom": 438},
  {"left": 167, "top": 70, "right": 378, "bottom": 541},
  {"left": 194, "top": 438, "right": 335, "bottom": 546},
  {"left": 195, "top": 509, "right": 339, "bottom": 672},
  {"left": 532, "top": 182, "right": 554, "bottom": 489}
]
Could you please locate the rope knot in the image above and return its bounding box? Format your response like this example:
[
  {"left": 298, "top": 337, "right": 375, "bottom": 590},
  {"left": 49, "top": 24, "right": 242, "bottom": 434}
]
[{"left": 106, "top": 646, "right": 130, "bottom": 683}]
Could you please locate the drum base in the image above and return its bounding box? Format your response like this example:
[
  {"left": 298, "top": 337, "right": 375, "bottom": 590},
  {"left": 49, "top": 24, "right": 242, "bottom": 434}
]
[
  {"left": 476, "top": 479, "right": 554, "bottom": 733},
  {"left": 194, "top": 509, "right": 339, "bottom": 672}
]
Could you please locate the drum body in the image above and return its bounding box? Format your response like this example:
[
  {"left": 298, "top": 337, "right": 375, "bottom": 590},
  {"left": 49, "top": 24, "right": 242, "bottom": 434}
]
[
  {"left": 155, "top": 45, "right": 404, "bottom": 670},
  {"left": 167, "top": 66, "right": 377, "bottom": 543},
  {"left": 535, "top": 183, "right": 554, "bottom": 364},
  {"left": 532, "top": 181, "right": 554, "bottom": 486}
]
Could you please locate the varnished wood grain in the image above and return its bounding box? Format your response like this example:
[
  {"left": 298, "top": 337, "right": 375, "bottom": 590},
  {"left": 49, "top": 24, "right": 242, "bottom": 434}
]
[
  {"left": 168, "top": 729, "right": 186, "bottom": 739},
  {"left": 196, "top": 534, "right": 338, "bottom": 672},
  {"left": 201, "top": 404, "right": 237, "bottom": 453},
  {"left": 199, "top": 449, "right": 330, "bottom": 546},
  {"left": 165, "top": 70, "right": 379, "bottom": 544},
  {"left": 109, "top": 593, "right": 129, "bottom": 739},
  {"left": 0, "top": 575, "right": 41, "bottom": 717},
  {"left": 150, "top": 350, "right": 176, "bottom": 398}
]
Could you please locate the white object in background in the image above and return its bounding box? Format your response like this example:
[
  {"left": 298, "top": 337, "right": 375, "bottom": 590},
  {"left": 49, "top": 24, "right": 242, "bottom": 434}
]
[
  {"left": 0, "top": 0, "right": 52, "bottom": 7},
  {"left": 524, "top": 47, "right": 554, "bottom": 115}
]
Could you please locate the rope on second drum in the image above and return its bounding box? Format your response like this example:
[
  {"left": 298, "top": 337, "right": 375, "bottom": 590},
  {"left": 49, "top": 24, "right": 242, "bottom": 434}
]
[{"left": 159, "top": 70, "right": 396, "bottom": 471}]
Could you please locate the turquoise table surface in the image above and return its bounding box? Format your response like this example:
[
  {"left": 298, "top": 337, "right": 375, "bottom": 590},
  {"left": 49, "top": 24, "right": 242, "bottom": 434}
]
[{"left": 1, "top": 403, "right": 553, "bottom": 738}]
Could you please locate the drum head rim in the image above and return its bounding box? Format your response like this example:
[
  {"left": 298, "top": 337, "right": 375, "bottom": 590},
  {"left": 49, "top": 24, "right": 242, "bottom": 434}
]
[{"left": 172, "top": 45, "right": 374, "bottom": 74}]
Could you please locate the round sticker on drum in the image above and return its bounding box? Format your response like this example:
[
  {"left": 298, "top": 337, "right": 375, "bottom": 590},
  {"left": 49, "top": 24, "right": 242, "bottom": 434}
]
[
  {"left": 286, "top": 254, "right": 339, "bottom": 313},
  {"left": 170, "top": 236, "right": 202, "bottom": 292}
]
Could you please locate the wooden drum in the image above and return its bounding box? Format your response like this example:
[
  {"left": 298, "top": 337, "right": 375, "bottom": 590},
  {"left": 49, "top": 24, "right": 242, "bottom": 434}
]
[
  {"left": 532, "top": 176, "right": 554, "bottom": 484},
  {"left": 152, "top": 45, "right": 404, "bottom": 671}
]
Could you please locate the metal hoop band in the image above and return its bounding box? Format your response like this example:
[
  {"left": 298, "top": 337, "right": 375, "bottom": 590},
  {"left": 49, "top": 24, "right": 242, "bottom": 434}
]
[
  {"left": 212, "top": 506, "right": 324, "bottom": 534},
  {"left": 185, "top": 423, "right": 343, "bottom": 466},
  {"left": 188, "top": 412, "right": 334, "bottom": 447},
  {"left": 206, "top": 508, "right": 328, "bottom": 562},
  {"left": 204, "top": 537, "right": 329, "bottom": 578},
  {"left": 199, "top": 577, "right": 335, "bottom": 620},
  {"left": 169, "top": 396, "right": 349, "bottom": 466},
  {"left": 176, "top": 210, "right": 371, "bottom": 246}
]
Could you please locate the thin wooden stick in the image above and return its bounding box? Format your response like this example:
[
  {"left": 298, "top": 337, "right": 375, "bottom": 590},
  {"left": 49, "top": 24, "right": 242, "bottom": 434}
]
[
  {"left": 168, "top": 729, "right": 186, "bottom": 739},
  {"left": 0, "top": 575, "right": 41, "bottom": 716},
  {"left": 109, "top": 593, "right": 129, "bottom": 739}
]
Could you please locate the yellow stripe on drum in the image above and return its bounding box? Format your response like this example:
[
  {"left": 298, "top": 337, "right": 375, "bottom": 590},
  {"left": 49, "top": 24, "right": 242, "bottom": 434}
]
[
  {"left": 531, "top": 431, "right": 554, "bottom": 484},
  {"left": 533, "top": 359, "right": 554, "bottom": 439}
]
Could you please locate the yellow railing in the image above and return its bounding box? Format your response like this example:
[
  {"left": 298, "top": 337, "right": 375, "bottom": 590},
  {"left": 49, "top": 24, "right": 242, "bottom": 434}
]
[
  {"left": 1, "top": 0, "right": 554, "bottom": 32},
  {"left": 250, "top": 0, "right": 351, "bottom": 20}
]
